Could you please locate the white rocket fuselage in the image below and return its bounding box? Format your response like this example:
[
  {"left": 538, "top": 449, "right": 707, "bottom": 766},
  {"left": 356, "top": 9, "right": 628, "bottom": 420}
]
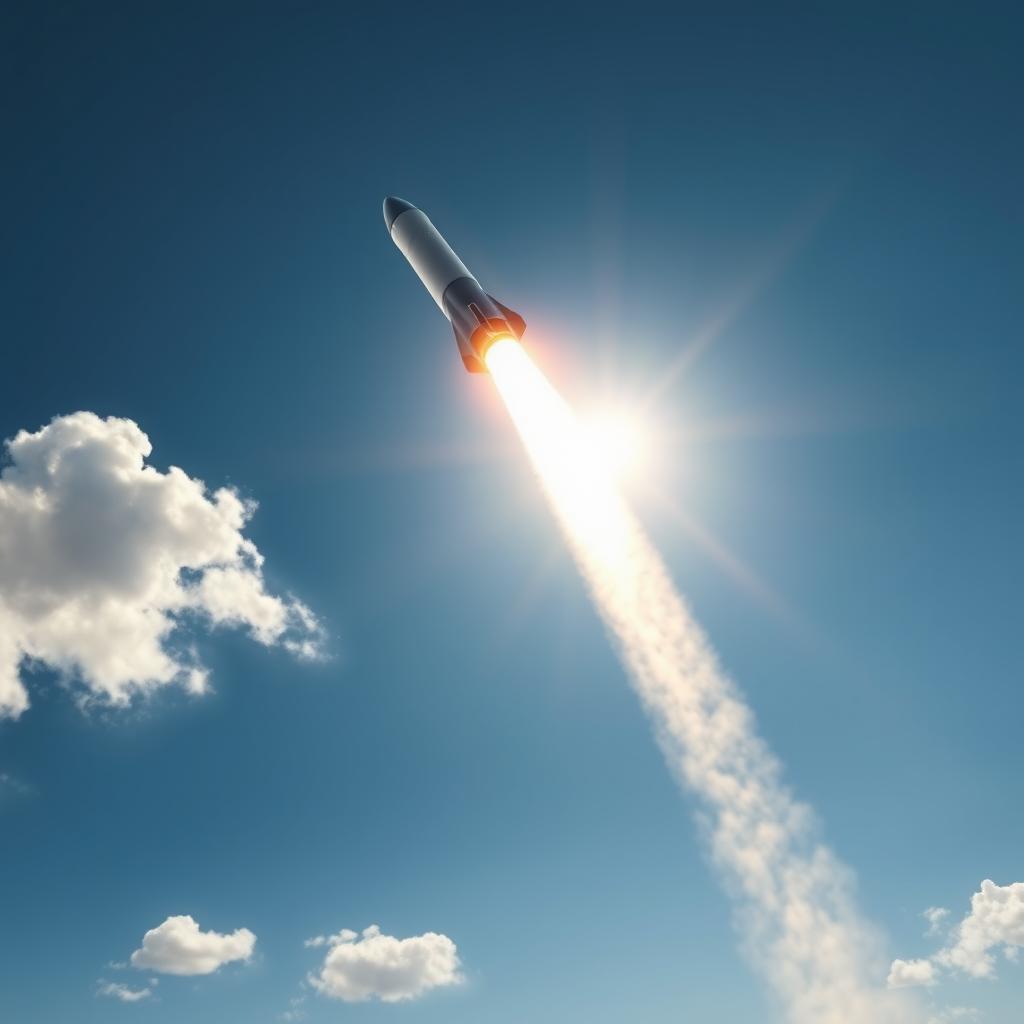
[{"left": 384, "top": 197, "right": 525, "bottom": 373}]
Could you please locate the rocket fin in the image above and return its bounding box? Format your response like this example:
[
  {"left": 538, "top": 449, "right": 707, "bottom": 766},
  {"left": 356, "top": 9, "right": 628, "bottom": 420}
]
[{"left": 487, "top": 295, "right": 526, "bottom": 338}]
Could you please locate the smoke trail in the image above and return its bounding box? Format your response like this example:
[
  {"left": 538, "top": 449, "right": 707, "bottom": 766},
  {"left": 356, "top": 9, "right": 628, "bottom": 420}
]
[{"left": 485, "top": 340, "right": 921, "bottom": 1024}]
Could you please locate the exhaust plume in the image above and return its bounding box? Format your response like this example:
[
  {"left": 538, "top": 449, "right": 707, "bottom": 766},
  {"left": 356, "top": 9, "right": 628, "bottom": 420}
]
[{"left": 485, "top": 339, "right": 920, "bottom": 1023}]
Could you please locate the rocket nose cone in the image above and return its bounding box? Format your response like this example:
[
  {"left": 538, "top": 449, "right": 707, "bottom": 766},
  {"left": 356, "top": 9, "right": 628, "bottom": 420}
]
[{"left": 383, "top": 196, "right": 416, "bottom": 231}]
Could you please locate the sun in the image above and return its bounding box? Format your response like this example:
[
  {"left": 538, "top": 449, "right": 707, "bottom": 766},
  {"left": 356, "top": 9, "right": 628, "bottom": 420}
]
[{"left": 577, "top": 408, "right": 653, "bottom": 486}]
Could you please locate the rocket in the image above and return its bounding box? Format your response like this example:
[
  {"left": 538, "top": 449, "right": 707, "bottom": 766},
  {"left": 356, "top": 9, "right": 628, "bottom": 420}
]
[{"left": 384, "top": 197, "right": 526, "bottom": 373}]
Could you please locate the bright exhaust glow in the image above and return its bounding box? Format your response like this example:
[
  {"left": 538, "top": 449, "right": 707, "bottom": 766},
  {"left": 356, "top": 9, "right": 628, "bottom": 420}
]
[
  {"left": 485, "top": 338, "right": 631, "bottom": 565},
  {"left": 485, "top": 338, "right": 921, "bottom": 1024}
]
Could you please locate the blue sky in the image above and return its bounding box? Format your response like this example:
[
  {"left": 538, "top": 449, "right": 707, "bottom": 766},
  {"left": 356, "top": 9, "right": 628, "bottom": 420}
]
[{"left": 1, "top": 3, "right": 1022, "bottom": 1022}]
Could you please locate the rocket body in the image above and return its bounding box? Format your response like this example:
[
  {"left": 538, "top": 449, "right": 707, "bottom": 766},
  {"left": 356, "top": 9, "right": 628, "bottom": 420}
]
[{"left": 384, "top": 197, "right": 525, "bottom": 372}]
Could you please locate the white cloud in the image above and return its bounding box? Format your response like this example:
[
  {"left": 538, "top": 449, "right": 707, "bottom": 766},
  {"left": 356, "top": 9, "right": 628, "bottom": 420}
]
[
  {"left": 892, "top": 879, "right": 1024, "bottom": 993},
  {"left": 0, "top": 412, "right": 323, "bottom": 719},
  {"left": 130, "top": 915, "right": 256, "bottom": 975},
  {"left": 307, "top": 924, "right": 462, "bottom": 1003},
  {"left": 304, "top": 929, "right": 356, "bottom": 948},
  {"left": 888, "top": 958, "right": 938, "bottom": 988},
  {"left": 936, "top": 880, "right": 1024, "bottom": 979},
  {"left": 97, "top": 980, "right": 153, "bottom": 1002}
]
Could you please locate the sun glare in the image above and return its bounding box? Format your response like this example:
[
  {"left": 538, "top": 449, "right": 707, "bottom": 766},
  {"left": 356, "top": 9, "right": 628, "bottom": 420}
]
[
  {"left": 578, "top": 410, "right": 651, "bottom": 483},
  {"left": 485, "top": 338, "right": 633, "bottom": 569}
]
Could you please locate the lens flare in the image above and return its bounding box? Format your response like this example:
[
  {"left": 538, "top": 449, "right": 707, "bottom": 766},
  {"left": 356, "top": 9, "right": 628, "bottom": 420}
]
[{"left": 485, "top": 338, "right": 921, "bottom": 1024}]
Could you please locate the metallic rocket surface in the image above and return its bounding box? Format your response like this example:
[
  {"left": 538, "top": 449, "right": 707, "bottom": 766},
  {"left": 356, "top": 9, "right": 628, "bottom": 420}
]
[{"left": 384, "top": 197, "right": 525, "bottom": 372}]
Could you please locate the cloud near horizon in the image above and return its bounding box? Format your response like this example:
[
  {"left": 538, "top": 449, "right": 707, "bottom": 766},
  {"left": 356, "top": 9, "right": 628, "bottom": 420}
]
[
  {"left": 307, "top": 924, "right": 462, "bottom": 1003},
  {"left": 0, "top": 412, "right": 323, "bottom": 719},
  {"left": 130, "top": 915, "right": 256, "bottom": 976}
]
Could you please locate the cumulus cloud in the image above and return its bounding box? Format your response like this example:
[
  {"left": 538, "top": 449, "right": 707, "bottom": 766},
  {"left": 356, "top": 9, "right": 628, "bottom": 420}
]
[
  {"left": 97, "top": 980, "right": 154, "bottom": 1002},
  {"left": 0, "top": 412, "right": 322, "bottom": 719},
  {"left": 891, "top": 879, "right": 1024, "bottom": 994},
  {"left": 130, "top": 915, "right": 256, "bottom": 975},
  {"left": 936, "top": 880, "right": 1024, "bottom": 979},
  {"left": 307, "top": 924, "right": 462, "bottom": 1003},
  {"left": 888, "top": 958, "right": 937, "bottom": 988}
]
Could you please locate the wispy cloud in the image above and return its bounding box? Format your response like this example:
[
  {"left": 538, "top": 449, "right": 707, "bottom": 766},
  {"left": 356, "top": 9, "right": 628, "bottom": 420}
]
[
  {"left": 304, "top": 929, "right": 356, "bottom": 949},
  {"left": 0, "top": 772, "right": 34, "bottom": 800},
  {"left": 928, "top": 1007, "right": 981, "bottom": 1023},
  {"left": 924, "top": 907, "right": 951, "bottom": 937},
  {"left": 280, "top": 994, "right": 306, "bottom": 1021},
  {"left": 97, "top": 980, "right": 154, "bottom": 1002}
]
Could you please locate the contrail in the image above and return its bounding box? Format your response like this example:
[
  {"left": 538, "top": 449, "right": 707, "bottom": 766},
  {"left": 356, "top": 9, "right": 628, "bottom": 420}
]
[{"left": 485, "top": 339, "right": 921, "bottom": 1024}]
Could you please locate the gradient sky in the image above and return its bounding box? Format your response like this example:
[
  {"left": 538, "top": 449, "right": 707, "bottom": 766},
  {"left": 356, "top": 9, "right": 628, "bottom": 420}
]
[{"left": 2, "top": 4, "right": 1022, "bottom": 1022}]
